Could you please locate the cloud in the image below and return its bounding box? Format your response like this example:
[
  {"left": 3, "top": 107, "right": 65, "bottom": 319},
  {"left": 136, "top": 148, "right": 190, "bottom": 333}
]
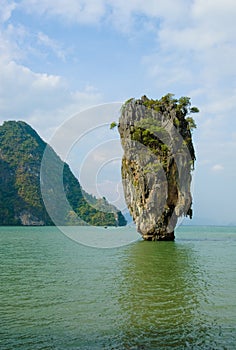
[
  {"left": 37, "top": 32, "right": 66, "bottom": 61},
  {"left": 212, "top": 164, "right": 224, "bottom": 172},
  {"left": 0, "top": 0, "right": 235, "bottom": 222},
  {"left": 19, "top": 0, "right": 192, "bottom": 32},
  {"left": 0, "top": 58, "right": 102, "bottom": 140},
  {"left": 144, "top": 1, "right": 236, "bottom": 90},
  {"left": 1, "top": 1, "right": 235, "bottom": 133},
  {"left": 0, "top": 23, "right": 26, "bottom": 61},
  {"left": 0, "top": 1, "right": 104, "bottom": 141},
  {"left": 18, "top": 0, "right": 236, "bottom": 43},
  {"left": 0, "top": 0, "right": 16, "bottom": 24},
  {"left": 20, "top": 0, "right": 107, "bottom": 25},
  {"left": 10, "top": 0, "right": 236, "bottom": 96},
  {"left": 139, "top": 1, "right": 236, "bottom": 184},
  {"left": 157, "top": 0, "right": 236, "bottom": 50},
  {"left": 0, "top": 59, "right": 64, "bottom": 115}
]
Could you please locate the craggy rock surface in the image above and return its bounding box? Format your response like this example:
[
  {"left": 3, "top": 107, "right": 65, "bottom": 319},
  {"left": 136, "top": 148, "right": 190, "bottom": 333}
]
[
  {"left": 118, "top": 95, "right": 196, "bottom": 240},
  {"left": 0, "top": 121, "right": 126, "bottom": 226}
]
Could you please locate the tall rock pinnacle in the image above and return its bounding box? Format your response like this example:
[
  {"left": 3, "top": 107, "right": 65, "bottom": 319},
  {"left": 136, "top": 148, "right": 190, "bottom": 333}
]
[{"left": 118, "top": 94, "right": 197, "bottom": 241}]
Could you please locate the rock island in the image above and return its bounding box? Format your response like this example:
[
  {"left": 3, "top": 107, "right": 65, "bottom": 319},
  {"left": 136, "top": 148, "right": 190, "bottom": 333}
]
[{"left": 118, "top": 94, "right": 198, "bottom": 241}]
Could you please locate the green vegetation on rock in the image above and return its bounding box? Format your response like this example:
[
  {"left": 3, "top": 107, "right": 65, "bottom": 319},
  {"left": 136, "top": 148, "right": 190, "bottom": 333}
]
[
  {"left": 0, "top": 121, "right": 126, "bottom": 226},
  {"left": 110, "top": 121, "right": 117, "bottom": 129},
  {"left": 118, "top": 94, "right": 198, "bottom": 240},
  {"left": 123, "top": 94, "right": 198, "bottom": 169}
]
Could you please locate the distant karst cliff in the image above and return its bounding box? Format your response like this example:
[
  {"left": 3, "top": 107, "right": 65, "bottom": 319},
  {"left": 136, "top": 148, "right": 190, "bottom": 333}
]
[
  {"left": 118, "top": 94, "right": 197, "bottom": 240},
  {"left": 0, "top": 121, "right": 126, "bottom": 226}
]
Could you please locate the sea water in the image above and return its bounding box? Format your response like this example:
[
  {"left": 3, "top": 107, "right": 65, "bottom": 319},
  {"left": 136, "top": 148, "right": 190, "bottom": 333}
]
[{"left": 0, "top": 226, "right": 235, "bottom": 349}]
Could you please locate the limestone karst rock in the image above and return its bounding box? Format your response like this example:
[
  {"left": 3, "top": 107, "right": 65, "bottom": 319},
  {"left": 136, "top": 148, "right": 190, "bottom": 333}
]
[
  {"left": 0, "top": 120, "right": 127, "bottom": 226},
  {"left": 118, "top": 95, "right": 197, "bottom": 240}
]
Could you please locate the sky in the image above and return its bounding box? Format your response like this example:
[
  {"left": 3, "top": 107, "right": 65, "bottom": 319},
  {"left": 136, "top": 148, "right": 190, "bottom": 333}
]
[{"left": 0, "top": 0, "right": 236, "bottom": 225}]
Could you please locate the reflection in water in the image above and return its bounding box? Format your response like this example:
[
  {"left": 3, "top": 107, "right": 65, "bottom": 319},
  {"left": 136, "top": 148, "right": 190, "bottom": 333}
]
[
  {"left": 118, "top": 241, "right": 216, "bottom": 349},
  {"left": 1, "top": 228, "right": 235, "bottom": 349}
]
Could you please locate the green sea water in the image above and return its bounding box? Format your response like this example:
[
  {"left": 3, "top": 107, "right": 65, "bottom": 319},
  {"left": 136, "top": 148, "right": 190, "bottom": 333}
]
[{"left": 0, "top": 226, "right": 235, "bottom": 349}]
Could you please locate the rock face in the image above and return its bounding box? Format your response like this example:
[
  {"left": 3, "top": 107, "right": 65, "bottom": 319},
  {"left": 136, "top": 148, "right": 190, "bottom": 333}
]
[
  {"left": 118, "top": 95, "right": 197, "bottom": 241},
  {"left": 0, "top": 120, "right": 127, "bottom": 226}
]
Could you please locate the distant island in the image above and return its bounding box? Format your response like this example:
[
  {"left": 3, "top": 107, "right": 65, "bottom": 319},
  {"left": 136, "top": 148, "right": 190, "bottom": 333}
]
[
  {"left": 117, "top": 94, "right": 198, "bottom": 241},
  {"left": 0, "top": 121, "right": 126, "bottom": 226}
]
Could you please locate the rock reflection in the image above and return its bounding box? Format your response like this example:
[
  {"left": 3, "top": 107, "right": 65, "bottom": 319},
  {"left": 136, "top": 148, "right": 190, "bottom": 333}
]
[{"left": 118, "top": 241, "right": 208, "bottom": 349}]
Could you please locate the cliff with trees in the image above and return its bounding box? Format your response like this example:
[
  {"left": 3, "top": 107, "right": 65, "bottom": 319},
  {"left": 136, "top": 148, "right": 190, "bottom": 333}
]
[
  {"left": 118, "top": 94, "right": 197, "bottom": 240},
  {"left": 0, "top": 121, "right": 126, "bottom": 226}
]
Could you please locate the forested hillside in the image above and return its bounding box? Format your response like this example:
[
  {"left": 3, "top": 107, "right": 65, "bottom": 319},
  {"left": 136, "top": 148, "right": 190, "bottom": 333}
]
[{"left": 0, "top": 121, "right": 126, "bottom": 226}]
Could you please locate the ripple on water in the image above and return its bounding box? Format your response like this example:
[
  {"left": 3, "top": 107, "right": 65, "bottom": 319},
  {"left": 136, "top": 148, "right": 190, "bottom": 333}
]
[{"left": 0, "top": 226, "right": 235, "bottom": 349}]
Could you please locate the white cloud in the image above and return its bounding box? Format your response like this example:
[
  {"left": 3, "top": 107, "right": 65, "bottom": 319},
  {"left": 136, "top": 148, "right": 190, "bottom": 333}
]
[
  {"left": 21, "top": 0, "right": 107, "bottom": 24},
  {"left": 1, "top": 0, "right": 235, "bottom": 138},
  {"left": 20, "top": 0, "right": 192, "bottom": 32},
  {"left": 139, "top": 0, "right": 236, "bottom": 189},
  {"left": 0, "top": 23, "right": 26, "bottom": 61},
  {"left": 0, "top": 3, "right": 103, "bottom": 138},
  {"left": 37, "top": 32, "right": 66, "bottom": 61},
  {"left": 0, "top": 0, "right": 16, "bottom": 24},
  {"left": 0, "top": 0, "right": 235, "bottom": 223},
  {"left": 0, "top": 58, "right": 102, "bottom": 139},
  {"left": 0, "top": 5, "right": 71, "bottom": 65},
  {"left": 159, "top": 0, "right": 236, "bottom": 50},
  {"left": 18, "top": 0, "right": 236, "bottom": 42},
  {"left": 0, "top": 59, "right": 64, "bottom": 113},
  {"left": 212, "top": 164, "right": 224, "bottom": 172},
  {"left": 10, "top": 0, "right": 236, "bottom": 97}
]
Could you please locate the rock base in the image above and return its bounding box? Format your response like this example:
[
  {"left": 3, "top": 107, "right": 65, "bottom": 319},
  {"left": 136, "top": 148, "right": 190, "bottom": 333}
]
[
  {"left": 118, "top": 95, "right": 196, "bottom": 241},
  {"left": 142, "top": 231, "right": 175, "bottom": 241}
]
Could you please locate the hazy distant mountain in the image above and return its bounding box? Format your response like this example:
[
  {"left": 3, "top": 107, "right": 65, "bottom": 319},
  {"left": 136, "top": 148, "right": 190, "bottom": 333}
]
[
  {"left": 181, "top": 216, "right": 227, "bottom": 226},
  {"left": 0, "top": 121, "right": 126, "bottom": 226}
]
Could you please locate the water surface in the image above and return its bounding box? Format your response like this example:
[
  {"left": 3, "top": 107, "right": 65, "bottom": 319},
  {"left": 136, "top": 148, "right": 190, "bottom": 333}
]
[{"left": 0, "top": 226, "right": 235, "bottom": 349}]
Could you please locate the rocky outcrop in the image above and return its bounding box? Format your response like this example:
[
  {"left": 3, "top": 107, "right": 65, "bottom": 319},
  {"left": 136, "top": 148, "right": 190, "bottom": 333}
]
[
  {"left": 118, "top": 95, "right": 197, "bottom": 240},
  {"left": 0, "top": 120, "right": 127, "bottom": 226},
  {"left": 19, "top": 211, "right": 45, "bottom": 226}
]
